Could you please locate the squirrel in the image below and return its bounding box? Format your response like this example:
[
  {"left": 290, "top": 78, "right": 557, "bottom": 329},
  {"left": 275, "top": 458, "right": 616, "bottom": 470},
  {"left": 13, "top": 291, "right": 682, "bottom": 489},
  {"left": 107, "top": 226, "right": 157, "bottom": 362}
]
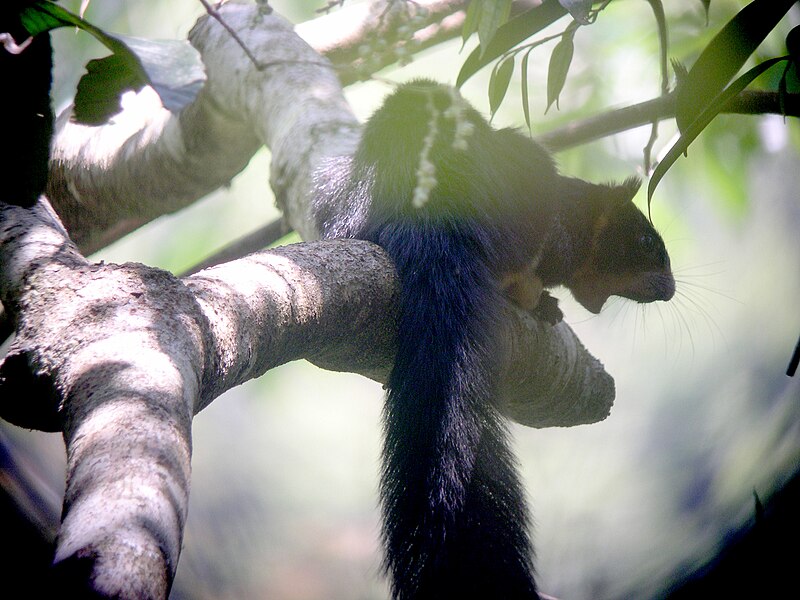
[{"left": 313, "top": 79, "right": 674, "bottom": 599}]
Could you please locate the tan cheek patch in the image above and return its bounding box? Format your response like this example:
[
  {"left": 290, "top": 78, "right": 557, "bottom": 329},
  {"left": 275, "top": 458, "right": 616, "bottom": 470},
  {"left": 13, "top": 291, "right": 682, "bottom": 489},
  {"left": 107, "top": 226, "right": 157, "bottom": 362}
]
[
  {"left": 501, "top": 264, "right": 544, "bottom": 311},
  {"left": 568, "top": 263, "right": 640, "bottom": 314}
]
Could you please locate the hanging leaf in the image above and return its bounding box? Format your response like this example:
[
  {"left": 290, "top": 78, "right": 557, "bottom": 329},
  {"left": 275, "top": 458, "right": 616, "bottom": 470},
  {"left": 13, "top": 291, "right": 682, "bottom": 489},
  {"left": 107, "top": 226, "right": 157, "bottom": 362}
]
[
  {"left": 20, "top": 0, "right": 121, "bottom": 48},
  {"left": 477, "top": 0, "right": 513, "bottom": 54},
  {"left": 489, "top": 55, "right": 514, "bottom": 118},
  {"left": 74, "top": 52, "right": 146, "bottom": 124},
  {"left": 675, "top": 0, "right": 796, "bottom": 132},
  {"left": 649, "top": 56, "right": 788, "bottom": 202},
  {"left": 545, "top": 23, "right": 577, "bottom": 113},
  {"left": 74, "top": 37, "right": 205, "bottom": 124},
  {"left": 461, "top": 0, "right": 481, "bottom": 48},
  {"left": 457, "top": 2, "right": 567, "bottom": 88},
  {"left": 521, "top": 49, "right": 532, "bottom": 131}
]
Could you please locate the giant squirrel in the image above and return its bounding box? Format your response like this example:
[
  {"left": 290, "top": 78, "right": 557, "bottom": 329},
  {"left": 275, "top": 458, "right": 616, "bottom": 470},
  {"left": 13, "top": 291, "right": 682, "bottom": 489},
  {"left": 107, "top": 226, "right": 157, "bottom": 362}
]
[{"left": 314, "top": 80, "right": 675, "bottom": 599}]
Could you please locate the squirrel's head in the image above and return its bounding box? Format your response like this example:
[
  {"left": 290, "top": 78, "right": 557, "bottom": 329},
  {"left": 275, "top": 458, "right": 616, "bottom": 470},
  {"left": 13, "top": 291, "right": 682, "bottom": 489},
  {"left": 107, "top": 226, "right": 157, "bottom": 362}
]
[{"left": 568, "top": 178, "right": 675, "bottom": 314}]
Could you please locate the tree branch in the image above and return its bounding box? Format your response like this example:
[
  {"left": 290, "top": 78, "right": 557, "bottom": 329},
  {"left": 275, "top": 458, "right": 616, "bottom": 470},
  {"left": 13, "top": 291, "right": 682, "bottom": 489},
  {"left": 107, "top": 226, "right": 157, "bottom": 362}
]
[
  {"left": 0, "top": 194, "right": 611, "bottom": 594},
  {"left": 539, "top": 90, "right": 800, "bottom": 151},
  {"left": 47, "top": 5, "right": 359, "bottom": 254}
]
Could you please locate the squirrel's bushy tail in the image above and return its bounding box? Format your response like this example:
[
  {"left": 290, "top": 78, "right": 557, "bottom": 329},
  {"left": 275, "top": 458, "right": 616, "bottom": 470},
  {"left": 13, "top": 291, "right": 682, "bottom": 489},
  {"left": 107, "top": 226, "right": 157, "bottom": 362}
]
[{"left": 371, "top": 218, "right": 538, "bottom": 599}]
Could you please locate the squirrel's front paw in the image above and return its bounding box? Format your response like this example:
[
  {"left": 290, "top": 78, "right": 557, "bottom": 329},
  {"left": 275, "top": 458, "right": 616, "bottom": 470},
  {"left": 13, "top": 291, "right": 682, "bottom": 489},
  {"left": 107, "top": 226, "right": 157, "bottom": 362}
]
[{"left": 533, "top": 291, "right": 563, "bottom": 325}]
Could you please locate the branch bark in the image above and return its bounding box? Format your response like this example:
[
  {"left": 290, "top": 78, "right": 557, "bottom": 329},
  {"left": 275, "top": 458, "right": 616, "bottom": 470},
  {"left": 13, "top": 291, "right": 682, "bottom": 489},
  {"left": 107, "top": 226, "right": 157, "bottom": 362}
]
[{"left": 0, "top": 203, "right": 610, "bottom": 597}]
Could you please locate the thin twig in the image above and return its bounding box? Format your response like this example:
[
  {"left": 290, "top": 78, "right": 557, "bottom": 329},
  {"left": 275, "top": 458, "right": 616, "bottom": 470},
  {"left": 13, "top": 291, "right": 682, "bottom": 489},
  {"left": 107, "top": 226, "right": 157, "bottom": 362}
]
[
  {"left": 178, "top": 218, "right": 291, "bottom": 276},
  {"left": 197, "top": 0, "right": 265, "bottom": 69}
]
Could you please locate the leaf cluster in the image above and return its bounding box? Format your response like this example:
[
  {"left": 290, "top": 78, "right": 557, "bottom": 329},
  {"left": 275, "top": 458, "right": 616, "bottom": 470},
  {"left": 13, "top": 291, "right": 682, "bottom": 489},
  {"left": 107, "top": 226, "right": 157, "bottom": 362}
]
[{"left": 456, "top": 0, "right": 799, "bottom": 207}]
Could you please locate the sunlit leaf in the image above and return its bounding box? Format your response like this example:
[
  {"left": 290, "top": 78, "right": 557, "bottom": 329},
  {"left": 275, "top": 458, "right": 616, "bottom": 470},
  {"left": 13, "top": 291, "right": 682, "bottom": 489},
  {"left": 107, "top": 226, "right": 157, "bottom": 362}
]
[
  {"left": 20, "top": 1, "right": 120, "bottom": 49},
  {"left": 18, "top": 2, "right": 77, "bottom": 36},
  {"left": 489, "top": 55, "right": 514, "bottom": 118},
  {"left": 74, "top": 52, "right": 146, "bottom": 124},
  {"left": 649, "top": 56, "right": 788, "bottom": 203},
  {"left": 675, "top": 0, "right": 796, "bottom": 132}
]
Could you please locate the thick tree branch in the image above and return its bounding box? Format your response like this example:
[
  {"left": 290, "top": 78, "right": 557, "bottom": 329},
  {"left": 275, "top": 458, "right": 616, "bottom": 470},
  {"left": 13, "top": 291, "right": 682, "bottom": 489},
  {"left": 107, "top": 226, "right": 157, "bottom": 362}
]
[
  {"left": 44, "top": 0, "right": 799, "bottom": 255},
  {"left": 48, "top": 5, "right": 359, "bottom": 253},
  {"left": 0, "top": 203, "right": 612, "bottom": 431},
  {"left": 0, "top": 201, "right": 198, "bottom": 598},
  {"left": 0, "top": 188, "right": 611, "bottom": 594}
]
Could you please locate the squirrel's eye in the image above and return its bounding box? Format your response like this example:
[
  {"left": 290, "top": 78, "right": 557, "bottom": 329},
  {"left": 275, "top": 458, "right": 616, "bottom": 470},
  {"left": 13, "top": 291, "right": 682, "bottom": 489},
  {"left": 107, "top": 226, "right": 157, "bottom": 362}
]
[{"left": 639, "top": 233, "right": 656, "bottom": 252}]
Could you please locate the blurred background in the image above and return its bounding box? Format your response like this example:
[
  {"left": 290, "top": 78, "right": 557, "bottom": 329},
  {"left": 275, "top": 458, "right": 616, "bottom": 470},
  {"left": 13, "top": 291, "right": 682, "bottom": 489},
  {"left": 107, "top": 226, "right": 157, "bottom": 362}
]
[{"left": 2, "top": 1, "right": 799, "bottom": 598}]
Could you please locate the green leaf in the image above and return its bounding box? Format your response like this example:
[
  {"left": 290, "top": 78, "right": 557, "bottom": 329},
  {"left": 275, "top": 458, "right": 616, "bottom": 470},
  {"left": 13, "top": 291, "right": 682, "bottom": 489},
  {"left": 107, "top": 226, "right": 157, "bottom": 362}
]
[
  {"left": 545, "top": 24, "right": 576, "bottom": 114},
  {"left": 477, "top": 0, "right": 513, "bottom": 53},
  {"left": 489, "top": 55, "right": 514, "bottom": 118},
  {"left": 17, "top": 1, "right": 77, "bottom": 36},
  {"left": 74, "top": 37, "right": 205, "bottom": 124},
  {"left": 461, "top": 0, "right": 481, "bottom": 48},
  {"left": 456, "top": 2, "right": 567, "bottom": 88},
  {"left": 521, "top": 49, "right": 532, "bottom": 131},
  {"left": 20, "top": 1, "right": 125, "bottom": 51},
  {"left": 675, "top": 0, "right": 796, "bottom": 132},
  {"left": 74, "top": 52, "right": 146, "bottom": 124},
  {"left": 649, "top": 56, "right": 788, "bottom": 203}
]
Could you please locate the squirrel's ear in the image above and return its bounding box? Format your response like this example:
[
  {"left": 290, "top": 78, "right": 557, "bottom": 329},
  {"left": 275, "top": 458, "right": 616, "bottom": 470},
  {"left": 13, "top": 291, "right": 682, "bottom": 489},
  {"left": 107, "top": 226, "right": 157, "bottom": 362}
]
[{"left": 618, "top": 176, "right": 641, "bottom": 201}]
